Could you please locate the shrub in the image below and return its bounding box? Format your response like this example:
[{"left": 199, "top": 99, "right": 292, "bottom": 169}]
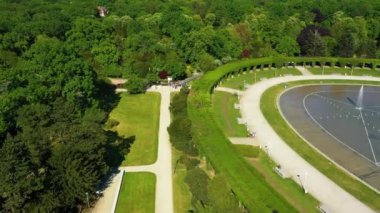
[
  {"left": 105, "top": 118, "right": 119, "bottom": 129},
  {"left": 167, "top": 117, "right": 198, "bottom": 156},
  {"left": 179, "top": 155, "right": 200, "bottom": 170},
  {"left": 169, "top": 87, "right": 189, "bottom": 117},
  {"left": 208, "top": 175, "right": 240, "bottom": 212},
  {"left": 124, "top": 76, "right": 147, "bottom": 94},
  {"left": 159, "top": 70, "right": 168, "bottom": 79},
  {"left": 185, "top": 168, "right": 209, "bottom": 206}
]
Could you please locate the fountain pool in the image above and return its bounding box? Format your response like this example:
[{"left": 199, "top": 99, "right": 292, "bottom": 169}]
[{"left": 279, "top": 84, "right": 380, "bottom": 190}]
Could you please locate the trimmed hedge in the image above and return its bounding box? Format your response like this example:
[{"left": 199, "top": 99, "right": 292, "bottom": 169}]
[{"left": 188, "top": 57, "right": 380, "bottom": 212}]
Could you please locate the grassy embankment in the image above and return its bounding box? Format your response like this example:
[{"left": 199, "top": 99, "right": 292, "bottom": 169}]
[
  {"left": 109, "top": 92, "right": 160, "bottom": 166},
  {"left": 212, "top": 91, "right": 247, "bottom": 137},
  {"left": 309, "top": 67, "right": 380, "bottom": 77},
  {"left": 212, "top": 89, "right": 319, "bottom": 212},
  {"left": 189, "top": 58, "right": 297, "bottom": 212},
  {"left": 261, "top": 79, "right": 380, "bottom": 210},
  {"left": 235, "top": 145, "right": 319, "bottom": 212},
  {"left": 115, "top": 172, "right": 156, "bottom": 213},
  {"left": 220, "top": 67, "right": 301, "bottom": 89}
]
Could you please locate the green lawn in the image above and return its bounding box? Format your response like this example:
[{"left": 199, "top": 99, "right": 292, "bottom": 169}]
[
  {"left": 172, "top": 149, "right": 192, "bottom": 213},
  {"left": 189, "top": 103, "right": 296, "bottom": 212},
  {"left": 309, "top": 67, "right": 380, "bottom": 77},
  {"left": 220, "top": 68, "right": 301, "bottom": 90},
  {"left": 245, "top": 148, "right": 320, "bottom": 212},
  {"left": 115, "top": 172, "right": 156, "bottom": 213},
  {"left": 233, "top": 145, "right": 260, "bottom": 158},
  {"left": 212, "top": 91, "right": 247, "bottom": 137},
  {"left": 109, "top": 92, "right": 161, "bottom": 166},
  {"left": 261, "top": 80, "right": 380, "bottom": 210},
  {"left": 232, "top": 145, "right": 319, "bottom": 212}
]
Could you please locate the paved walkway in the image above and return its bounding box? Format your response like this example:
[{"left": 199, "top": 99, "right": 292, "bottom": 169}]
[
  {"left": 214, "top": 86, "right": 243, "bottom": 95},
  {"left": 93, "top": 86, "right": 174, "bottom": 213},
  {"left": 240, "top": 75, "right": 378, "bottom": 213},
  {"left": 295, "top": 66, "right": 313, "bottom": 75}
]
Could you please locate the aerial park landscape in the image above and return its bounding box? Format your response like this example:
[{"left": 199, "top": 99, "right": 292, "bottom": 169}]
[{"left": 0, "top": 0, "right": 380, "bottom": 213}]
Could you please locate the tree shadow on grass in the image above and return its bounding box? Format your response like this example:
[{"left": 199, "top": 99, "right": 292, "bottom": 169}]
[
  {"left": 96, "top": 132, "right": 135, "bottom": 193},
  {"left": 95, "top": 78, "right": 121, "bottom": 113},
  {"left": 105, "top": 130, "right": 135, "bottom": 167}
]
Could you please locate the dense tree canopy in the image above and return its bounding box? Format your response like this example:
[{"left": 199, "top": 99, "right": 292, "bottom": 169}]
[{"left": 0, "top": 0, "right": 379, "bottom": 211}]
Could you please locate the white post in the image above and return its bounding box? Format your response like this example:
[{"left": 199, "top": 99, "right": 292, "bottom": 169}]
[{"left": 304, "top": 172, "right": 308, "bottom": 194}]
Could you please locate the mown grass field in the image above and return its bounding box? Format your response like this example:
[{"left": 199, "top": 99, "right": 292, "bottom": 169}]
[
  {"left": 115, "top": 172, "right": 156, "bottom": 213},
  {"left": 309, "top": 67, "right": 380, "bottom": 77},
  {"left": 109, "top": 92, "right": 160, "bottom": 166},
  {"left": 212, "top": 91, "right": 247, "bottom": 137},
  {"left": 233, "top": 145, "right": 260, "bottom": 158},
  {"left": 220, "top": 68, "right": 301, "bottom": 89},
  {"left": 261, "top": 80, "right": 380, "bottom": 210}
]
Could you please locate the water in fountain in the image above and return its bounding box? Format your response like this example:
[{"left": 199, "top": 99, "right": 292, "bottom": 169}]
[{"left": 356, "top": 85, "right": 364, "bottom": 110}]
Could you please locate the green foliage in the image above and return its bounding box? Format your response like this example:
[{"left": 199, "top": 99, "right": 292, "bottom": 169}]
[
  {"left": 105, "top": 118, "right": 120, "bottom": 129},
  {"left": 179, "top": 155, "right": 200, "bottom": 170},
  {"left": 124, "top": 76, "right": 147, "bottom": 94},
  {"left": 0, "top": 0, "right": 379, "bottom": 211},
  {"left": 275, "top": 36, "right": 300, "bottom": 56},
  {"left": 185, "top": 168, "right": 210, "bottom": 206},
  {"left": 304, "top": 31, "right": 328, "bottom": 56},
  {"left": 234, "top": 145, "right": 260, "bottom": 158},
  {"left": 170, "top": 87, "right": 190, "bottom": 116},
  {"left": 208, "top": 175, "right": 240, "bottom": 212},
  {"left": 168, "top": 87, "right": 198, "bottom": 156},
  {"left": 168, "top": 117, "right": 198, "bottom": 156}
]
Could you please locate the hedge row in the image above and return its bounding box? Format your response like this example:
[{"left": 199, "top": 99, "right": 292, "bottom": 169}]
[{"left": 188, "top": 57, "right": 380, "bottom": 212}]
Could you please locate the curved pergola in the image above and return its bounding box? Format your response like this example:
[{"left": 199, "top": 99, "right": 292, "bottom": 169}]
[{"left": 188, "top": 57, "right": 380, "bottom": 212}]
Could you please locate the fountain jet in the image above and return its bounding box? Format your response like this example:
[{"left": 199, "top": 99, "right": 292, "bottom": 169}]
[{"left": 356, "top": 85, "right": 364, "bottom": 110}]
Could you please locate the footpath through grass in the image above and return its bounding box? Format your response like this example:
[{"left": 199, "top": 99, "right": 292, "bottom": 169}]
[
  {"left": 309, "top": 67, "right": 380, "bottom": 77},
  {"left": 115, "top": 172, "right": 156, "bottom": 213},
  {"left": 109, "top": 92, "right": 160, "bottom": 166},
  {"left": 261, "top": 80, "right": 380, "bottom": 210},
  {"left": 212, "top": 91, "right": 247, "bottom": 137},
  {"left": 220, "top": 68, "right": 301, "bottom": 90}
]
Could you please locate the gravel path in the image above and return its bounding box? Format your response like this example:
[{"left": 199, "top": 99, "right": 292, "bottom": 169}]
[
  {"left": 240, "top": 75, "right": 379, "bottom": 213},
  {"left": 295, "top": 66, "right": 313, "bottom": 75},
  {"left": 214, "top": 86, "right": 243, "bottom": 95},
  {"left": 93, "top": 86, "right": 174, "bottom": 213}
]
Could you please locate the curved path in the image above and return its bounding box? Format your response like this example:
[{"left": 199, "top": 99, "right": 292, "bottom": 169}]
[
  {"left": 93, "top": 86, "right": 174, "bottom": 213},
  {"left": 240, "top": 75, "right": 379, "bottom": 213}
]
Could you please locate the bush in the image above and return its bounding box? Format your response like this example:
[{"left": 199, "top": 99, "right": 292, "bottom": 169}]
[
  {"left": 185, "top": 168, "right": 209, "bottom": 206},
  {"left": 167, "top": 116, "right": 198, "bottom": 156},
  {"left": 169, "top": 87, "right": 189, "bottom": 117},
  {"left": 105, "top": 118, "right": 119, "bottom": 129},
  {"left": 104, "top": 64, "right": 123, "bottom": 77},
  {"left": 208, "top": 175, "right": 240, "bottom": 212},
  {"left": 124, "top": 76, "right": 147, "bottom": 94},
  {"left": 179, "top": 155, "right": 200, "bottom": 170}
]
